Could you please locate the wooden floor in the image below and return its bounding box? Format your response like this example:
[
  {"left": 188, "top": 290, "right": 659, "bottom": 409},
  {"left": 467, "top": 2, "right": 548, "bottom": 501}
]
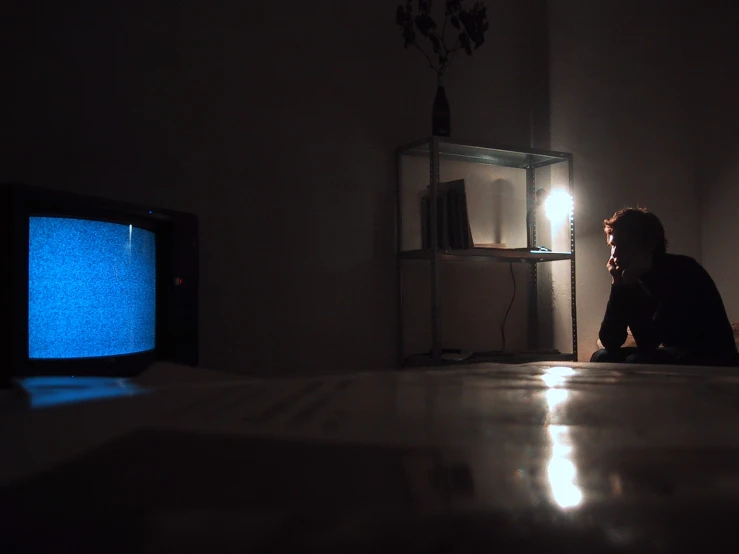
[{"left": 3, "top": 361, "right": 739, "bottom": 552}]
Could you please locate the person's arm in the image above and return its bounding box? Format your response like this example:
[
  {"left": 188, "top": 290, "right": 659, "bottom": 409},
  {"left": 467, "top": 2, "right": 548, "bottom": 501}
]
[
  {"left": 598, "top": 283, "right": 640, "bottom": 350},
  {"left": 628, "top": 293, "right": 662, "bottom": 350}
]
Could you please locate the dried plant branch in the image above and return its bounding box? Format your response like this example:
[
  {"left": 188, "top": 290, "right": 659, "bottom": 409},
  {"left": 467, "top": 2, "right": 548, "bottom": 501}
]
[{"left": 396, "top": 0, "right": 489, "bottom": 79}]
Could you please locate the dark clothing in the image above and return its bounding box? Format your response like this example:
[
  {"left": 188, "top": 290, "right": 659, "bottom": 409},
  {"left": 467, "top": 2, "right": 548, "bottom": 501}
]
[
  {"left": 590, "top": 347, "right": 737, "bottom": 367},
  {"left": 597, "top": 253, "right": 737, "bottom": 365}
]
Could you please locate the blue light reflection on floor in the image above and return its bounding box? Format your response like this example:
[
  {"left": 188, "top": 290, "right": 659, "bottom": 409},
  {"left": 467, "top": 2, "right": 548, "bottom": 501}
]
[{"left": 19, "top": 376, "right": 150, "bottom": 409}]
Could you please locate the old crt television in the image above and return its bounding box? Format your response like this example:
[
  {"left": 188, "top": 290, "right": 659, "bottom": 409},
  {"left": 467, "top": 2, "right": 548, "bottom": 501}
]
[{"left": 2, "top": 183, "right": 198, "bottom": 385}]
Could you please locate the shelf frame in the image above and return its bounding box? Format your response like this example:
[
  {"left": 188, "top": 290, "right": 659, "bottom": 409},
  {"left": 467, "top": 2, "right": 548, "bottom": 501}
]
[
  {"left": 396, "top": 137, "right": 577, "bottom": 367},
  {"left": 400, "top": 249, "right": 573, "bottom": 263}
]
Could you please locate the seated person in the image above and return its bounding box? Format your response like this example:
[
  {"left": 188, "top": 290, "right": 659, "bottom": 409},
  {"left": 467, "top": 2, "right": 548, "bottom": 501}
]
[{"left": 591, "top": 207, "right": 737, "bottom": 366}]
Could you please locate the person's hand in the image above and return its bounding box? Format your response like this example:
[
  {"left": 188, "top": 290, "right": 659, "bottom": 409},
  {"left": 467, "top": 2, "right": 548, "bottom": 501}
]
[
  {"left": 608, "top": 254, "right": 651, "bottom": 286},
  {"left": 607, "top": 257, "right": 623, "bottom": 285}
]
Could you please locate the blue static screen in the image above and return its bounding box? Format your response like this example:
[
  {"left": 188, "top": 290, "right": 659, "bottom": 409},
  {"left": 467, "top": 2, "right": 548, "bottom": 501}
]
[{"left": 28, "top": 217, "right": 156, "bottom": 359}]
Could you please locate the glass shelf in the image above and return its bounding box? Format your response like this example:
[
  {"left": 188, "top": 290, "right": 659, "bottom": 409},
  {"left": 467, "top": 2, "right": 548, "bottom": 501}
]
[
  {"left": 400, "top": 249, "right": 574, "bottom": 263},
  {"left": 397, "top": 137, "right": 571, "bottom": 169},
  {"left": 402, "top": 352, "right": 575, "bottom": 367},
  {"left": 396, "top": 137, "right": 577, "bottom": 367}
]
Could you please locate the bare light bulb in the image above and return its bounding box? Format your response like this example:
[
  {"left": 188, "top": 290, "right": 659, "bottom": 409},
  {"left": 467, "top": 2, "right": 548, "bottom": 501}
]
[{"left": 544, "top": 190, "right": 573, "bottom": 221}]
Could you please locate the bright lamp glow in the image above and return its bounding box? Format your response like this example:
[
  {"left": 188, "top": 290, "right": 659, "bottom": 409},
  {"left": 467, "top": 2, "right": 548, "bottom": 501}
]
[{"left": 544, "top": 190, "right": 573, "bottom": 221}]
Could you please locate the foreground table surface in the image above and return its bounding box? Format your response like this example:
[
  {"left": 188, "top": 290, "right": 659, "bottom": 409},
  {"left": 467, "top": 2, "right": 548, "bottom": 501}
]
[{"left": 3, "top": 361, "right": 739, "bottom": 552}]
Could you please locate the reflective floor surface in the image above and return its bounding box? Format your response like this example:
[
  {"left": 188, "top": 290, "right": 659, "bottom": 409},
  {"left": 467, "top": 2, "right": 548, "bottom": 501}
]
[{"left": 3, "top": 362, "right": 739, "bottom": 552}]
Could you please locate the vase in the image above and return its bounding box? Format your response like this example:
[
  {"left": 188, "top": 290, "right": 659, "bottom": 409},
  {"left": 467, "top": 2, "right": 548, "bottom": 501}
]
[{"left": 432, "top": 79, "right": 451, "bottom": 137}]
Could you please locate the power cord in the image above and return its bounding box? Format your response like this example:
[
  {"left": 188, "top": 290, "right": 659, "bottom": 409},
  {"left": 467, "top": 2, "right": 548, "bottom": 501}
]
[{"left": 401, "top": 262, "right": 518, "bottom": 367}]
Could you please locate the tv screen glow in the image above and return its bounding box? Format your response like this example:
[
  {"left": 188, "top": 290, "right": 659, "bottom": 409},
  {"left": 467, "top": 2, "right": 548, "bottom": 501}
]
[{"left": 28, "top": 217, "right": 156, "bottom": 359}]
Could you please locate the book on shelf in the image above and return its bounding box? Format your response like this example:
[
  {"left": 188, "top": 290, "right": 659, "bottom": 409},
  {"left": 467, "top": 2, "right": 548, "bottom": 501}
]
[{"left": 421, "top": 179, "right": 497, "bottom": 250}]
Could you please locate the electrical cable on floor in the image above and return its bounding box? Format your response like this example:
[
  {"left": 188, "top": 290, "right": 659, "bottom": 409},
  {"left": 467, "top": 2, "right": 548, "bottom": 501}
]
[
  {"left": 402, "top": 262, "right": 518, "bottom": 368},
  {"left": 500, "top": 262, "right": 516, "bottom": 352}
]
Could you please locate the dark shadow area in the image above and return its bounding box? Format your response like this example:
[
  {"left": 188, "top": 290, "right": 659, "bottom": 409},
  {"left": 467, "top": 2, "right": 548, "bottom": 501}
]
[
  {"left": 489, "top": 178, "right": 514, "bottom": 245},
  {"left": 5, "top": 427, "right": 739, "bottom": 552}
]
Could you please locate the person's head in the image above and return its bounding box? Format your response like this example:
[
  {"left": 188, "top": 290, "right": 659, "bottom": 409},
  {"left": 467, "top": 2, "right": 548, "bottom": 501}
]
[{"left": 603, "top": 208, "right": 668, "bottom": 271}]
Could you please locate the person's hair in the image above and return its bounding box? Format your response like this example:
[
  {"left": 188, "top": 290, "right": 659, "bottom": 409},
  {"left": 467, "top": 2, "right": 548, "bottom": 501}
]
[{"left": 603, "top": 207, "right": 668, "bottom": 255}]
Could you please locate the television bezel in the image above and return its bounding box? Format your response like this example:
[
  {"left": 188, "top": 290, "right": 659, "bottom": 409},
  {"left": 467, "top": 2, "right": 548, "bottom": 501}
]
[{"left": 3, "top": 184, "right": 197, "bottom": 380}]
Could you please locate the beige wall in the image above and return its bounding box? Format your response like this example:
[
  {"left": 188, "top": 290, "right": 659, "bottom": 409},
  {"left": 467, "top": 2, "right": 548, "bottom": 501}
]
[
  {"left": 549, "top": 0, "right": 701, "bottom": 360},
  {"left": 4, "top": 0, "right": 543, "bottom": 373},
  {"left": 693, "top": 7, "right": 739, "bottom": 324},
  {"left": 7, "top": 0, "right": 728, "bottom": 372}
]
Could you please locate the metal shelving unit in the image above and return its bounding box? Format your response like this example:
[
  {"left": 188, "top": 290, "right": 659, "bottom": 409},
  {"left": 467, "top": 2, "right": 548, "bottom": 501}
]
[{"left": 397, "top": 136, "right": 577, "bottom": 367}]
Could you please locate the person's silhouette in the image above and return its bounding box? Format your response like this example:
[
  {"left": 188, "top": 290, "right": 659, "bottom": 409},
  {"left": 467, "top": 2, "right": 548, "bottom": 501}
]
[{"left": 591, "top": 207, "right": 737, "bottom": 366}]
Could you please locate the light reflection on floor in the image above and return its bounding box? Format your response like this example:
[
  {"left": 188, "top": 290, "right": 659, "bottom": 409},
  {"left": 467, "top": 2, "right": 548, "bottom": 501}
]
[
  {"left": 542, "top": 366, "right": 583, "bottom": 509},
  {"left": 16, "top": 366, "right": 585, "bottom": 509},
  {"left": 18, "top": 376, "right": 149, "bottom": 409}
]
